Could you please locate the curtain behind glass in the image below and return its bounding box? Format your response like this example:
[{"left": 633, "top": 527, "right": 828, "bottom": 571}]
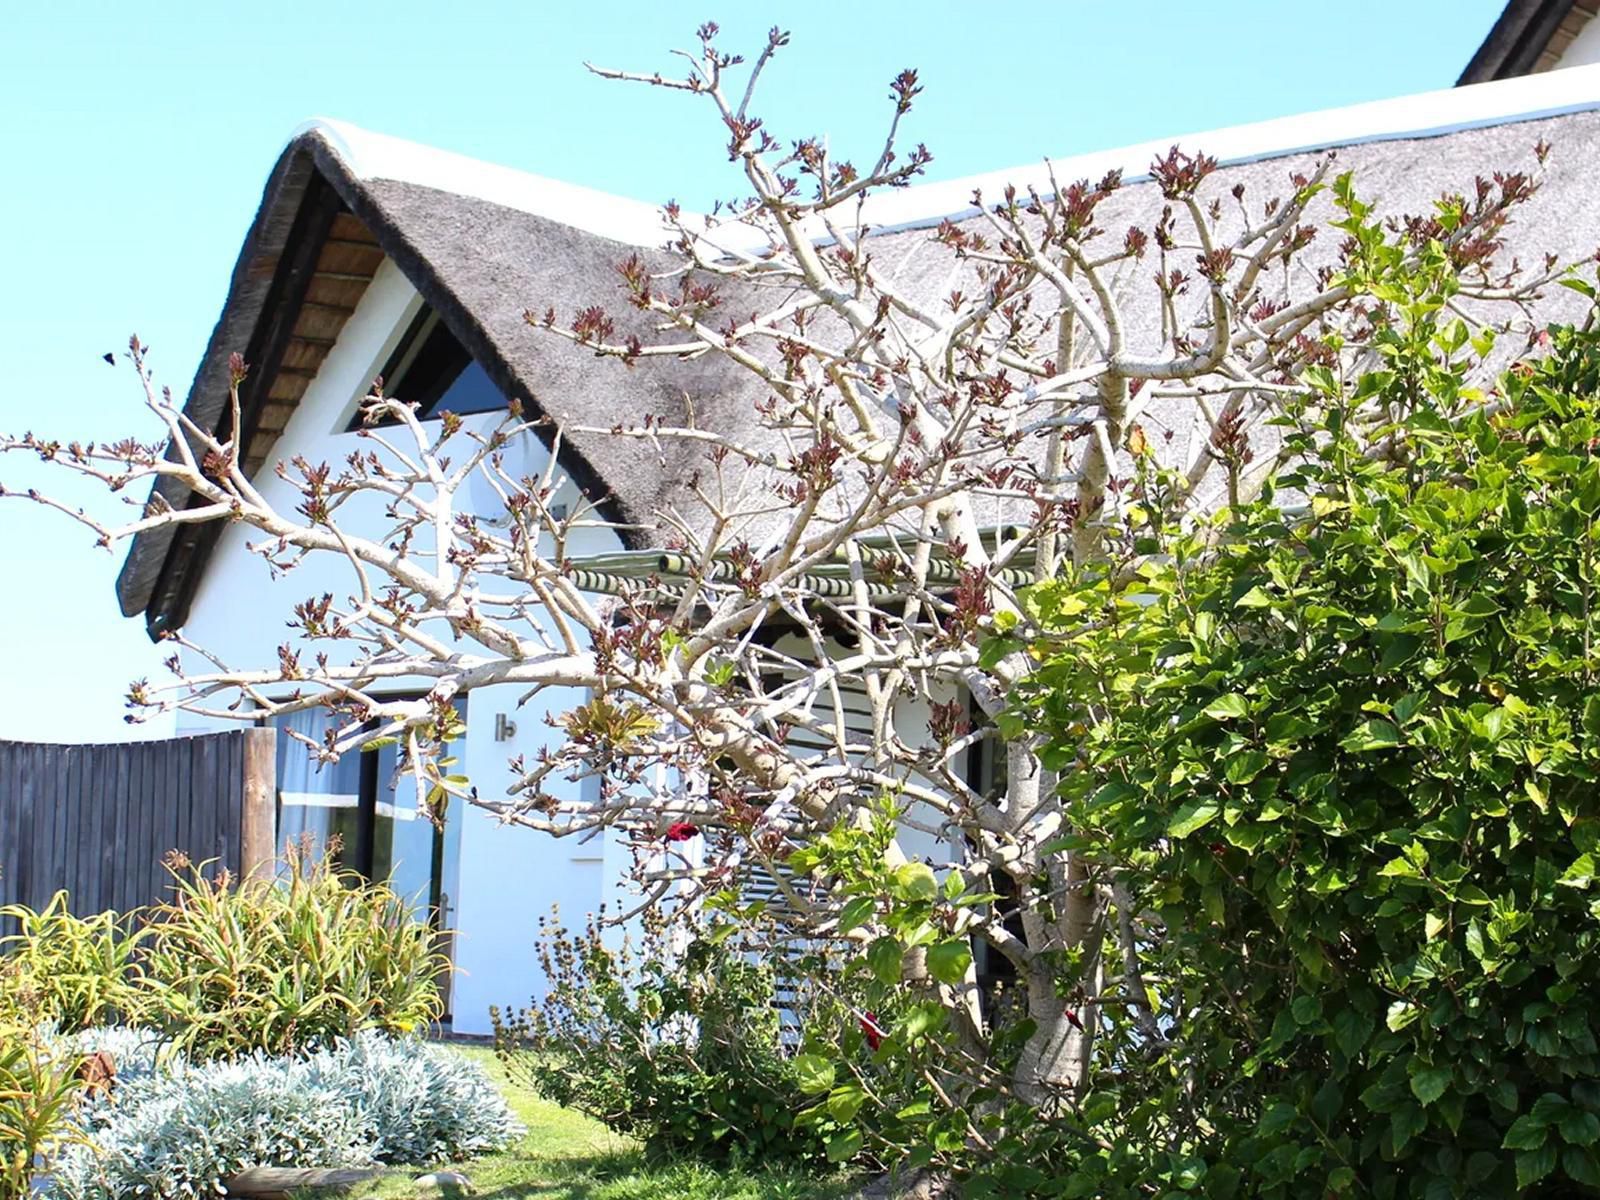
[{"left": 273, "top": 709, "right": 362, "bottom": 867}]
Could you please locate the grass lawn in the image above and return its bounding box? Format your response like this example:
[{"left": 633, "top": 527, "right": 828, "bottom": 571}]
[{"left": 340, "top": 1046, "right": 859, "bottom": 1200}]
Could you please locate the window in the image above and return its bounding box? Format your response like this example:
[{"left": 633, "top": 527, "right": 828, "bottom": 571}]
[
  {"left": 271, "top": 705, "right": 462, "bottom": 929},
  {"left": 354, "top": 305, "right": 507, "bottom": 426}
]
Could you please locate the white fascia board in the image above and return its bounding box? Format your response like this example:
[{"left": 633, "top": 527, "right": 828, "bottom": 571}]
[
  {"left": 293, "top": 62, "right": 1600, "bottom": 250},
  {"left": 295, "top": 117, "right": 674, "bottom": 247}
]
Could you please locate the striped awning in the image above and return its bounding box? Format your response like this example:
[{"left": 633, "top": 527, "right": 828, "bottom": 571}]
[{"left": 558, "top": 526, "right": 1039, "bottom": 601}]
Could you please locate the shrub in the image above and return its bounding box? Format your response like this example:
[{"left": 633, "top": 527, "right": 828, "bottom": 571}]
[
  {"left": 320, "top": 1032, "right": 524, "bottom": 1164},
  {"left": 50, "top": 1033, "right": 520, "bottom": 1200},
  {"left": 0, "top": 893, "right": 143, "bottom": 1032},
  {"left": 135, "top": 849, "right": 449, "bottom": 1059},
  {"left": 52, "top": 1048, "right": 374, "bottom": 1200},
  {"left": 0, "top": 1014, "right": 84, "bottom": 1200},
  {"left": 1015, "top": 311, "right": 1600, "bottom": 1195},
  {"left": 493, "top": 908, "right": 838, "bottom": 1167}
]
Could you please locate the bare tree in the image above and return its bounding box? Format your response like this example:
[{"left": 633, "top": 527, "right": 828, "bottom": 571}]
[{"left": 2, "top": 24, "right": 1561, "bottom": 1107}]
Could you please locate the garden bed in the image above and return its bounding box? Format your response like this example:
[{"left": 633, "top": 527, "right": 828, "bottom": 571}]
[{"left": 341, "top": 1047, "right": 856, "bottom": 1200}]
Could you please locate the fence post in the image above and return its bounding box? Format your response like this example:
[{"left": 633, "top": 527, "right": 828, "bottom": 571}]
[{"left": 240, "top": 726, "right": 277, "bottom": 880}]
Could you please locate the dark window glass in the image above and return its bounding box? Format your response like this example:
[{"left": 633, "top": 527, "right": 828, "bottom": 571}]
[{"left": 355, "top": 307, "right": 507, "bottom": 425}]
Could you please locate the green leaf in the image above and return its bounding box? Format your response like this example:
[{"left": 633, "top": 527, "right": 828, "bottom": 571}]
[
  {"left": 826, "top": 1084, "right": 866, "bottom": 1123},
  {"left": 1341, "top": 719, "right": 1402, "bottom": 752},
  {"left": 1566, "top": 1146, "right": 1600, "bottom": 1187},
  {"left": 837, "top": 896, "right": 877, "bottom": 935},
  {"left": 977, "top": 636, "right": 1021, "bottom": 670},
  {"left": 926, "top": 939, "right": 973, "bottom": 985},
  {"left": 793, "top": 1053, "right": 836, "bottom": 1095},
  {"left": 1466, "top": 920, "right": 1491, "bottom": 965},
  {"left": 1378, "top": 857, "right": 1422, "bottom": 880},
  {"left": 1585, "top": 695, "right": 1600, "bottom": 738},
  {"left": 1409, "top": 1065, "right": 1452, "bottom": 1106},
  {"left": 1235, "top": 585, "right": 1275, "bottom": 609},
  {"left": 866, "top": 937, "right": 904, "bottom": 986},
  {"left": 1379, "top": 634, "right": 1422, "bottom": 671},
  {"left": 1258, "top": 1102, "right": 1298, "bottom": 1135},
  {"left": 1525, "top": 777, "right": 1549, "bottom": 813},
  {"left": 1204, "top": 694, "right": 1250, "bottom": 721},
  {"left": 1224, "top": 749, "right": 1270, "bottom": 785},
  {"left": 901, "top": 1002, "right": 946, "bottom": 1038},
  {"left": 892, "top": 862, "right": 939, "bottom": 902},
  {"left": 1333, "top": 1008, "right": 1374, "bottom": 1058},
  {"left": 1387, "top": 1001, "right": 1421, "bottom": 1032},
  {"left": 1517, "top": 1144, "right": 1558, "bottom": 1190},
  {"left": 1558, "top": 854, "right": 1596, "bottom": 890},
  {"left": 1503, "top": 1113, "right": 1549, "bottom": 1151},
  {"left": 1391, "top": 1102, "right": 1426, "bottom": 1153},
  {"left": 1168, "top": 800, "right": 1220, "bottom": 839},
  {"left": 825, "top": 1127, "right": 864, "bottom": 1163},
  {"left": 1087, "top": 780, "right": 1140, "bottom": 809},
  {"left": 1207, "top": 1164, "right": 1242, "bottom": 1200},
  {"left": 1562, "top": 1110, "right": 1600, "bottom": 1147}
]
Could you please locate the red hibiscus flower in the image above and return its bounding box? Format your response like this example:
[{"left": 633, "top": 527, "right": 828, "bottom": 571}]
[
  {"left": 665, "top": 821, "right": 701, "bottom": 842},
  {"left": 859, "top": 1011, "right": 884, "bottom": 1051}
]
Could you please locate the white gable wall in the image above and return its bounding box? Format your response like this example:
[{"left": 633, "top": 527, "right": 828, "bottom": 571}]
[
  {"left": 1558, "top": 17, "right": 1600, "bottom": 71},
  {"left": 178, "top": 259, "right": 629, "bottom": 1035}
]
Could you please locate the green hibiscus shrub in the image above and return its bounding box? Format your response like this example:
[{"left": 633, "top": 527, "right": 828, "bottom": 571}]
[{"left": 1015, "top": 295, "right": 1600, "bottom": 1195}]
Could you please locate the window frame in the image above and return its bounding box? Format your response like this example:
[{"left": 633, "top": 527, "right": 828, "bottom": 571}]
[{"left": 348, "top": 304, "right": 503, "bottom": 428}]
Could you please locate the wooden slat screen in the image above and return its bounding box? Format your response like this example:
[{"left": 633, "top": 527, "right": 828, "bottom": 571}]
[{"left": 0, "top": 728, "right": 275, "bottom": 925}]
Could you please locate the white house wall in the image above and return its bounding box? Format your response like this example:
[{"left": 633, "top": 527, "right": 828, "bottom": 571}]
[
  {"left": 178, "top": 260, "right": 628, "bottom": 1036},
  {"left": 1559, "top": 17, "right": 1600, "bottom": 71}
]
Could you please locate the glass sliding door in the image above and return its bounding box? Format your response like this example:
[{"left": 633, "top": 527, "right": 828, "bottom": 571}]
[
  {"left": 267, "top": 703, "right": 464, "bottom": 1018},
  {"left": 370, "top": 738, "right": 444, "bottom": 921}
]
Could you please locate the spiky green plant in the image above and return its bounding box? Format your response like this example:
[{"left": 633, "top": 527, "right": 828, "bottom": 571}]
[
  {"left": 0, "top": 892, "right": 145, "bottom": 1032},
  {"left": 136, "top": 847, "right": 450, "bottom": 1060},
  {"left": 0, "top": 1010, "right": 84, "bottom": 1200}
]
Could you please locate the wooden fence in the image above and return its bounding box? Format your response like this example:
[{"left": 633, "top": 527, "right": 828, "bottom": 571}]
[{"left": 0, "top": 727, "right": 275, "bottom": 918}]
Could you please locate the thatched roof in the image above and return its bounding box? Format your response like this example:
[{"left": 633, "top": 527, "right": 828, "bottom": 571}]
[
  {"left": 119, "top": 67, "right": 1600, "bottom": 637},
  {"left": 1459, "top": 1, "right": 1600, "bottom": 84}
]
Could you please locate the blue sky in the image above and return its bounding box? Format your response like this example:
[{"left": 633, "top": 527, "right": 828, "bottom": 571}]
[{"left": 0, "top": 0, "right": 1503, "bottom": 743}]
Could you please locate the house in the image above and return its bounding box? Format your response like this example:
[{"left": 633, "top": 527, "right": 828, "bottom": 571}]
[{"left": 117, "top": 60, "right": 1600, "bottom": 1036}]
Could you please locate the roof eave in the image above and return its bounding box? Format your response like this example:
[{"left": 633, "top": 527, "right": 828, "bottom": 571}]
[
  {"left": 114, "top": 136, "right": 325, "bottom": 623},
  {"left": 114, "top": 129, "right": 636, "bottom": 640},
  {"left": 1459, "top": 0, "right": 1577, "bottom": 85}
]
